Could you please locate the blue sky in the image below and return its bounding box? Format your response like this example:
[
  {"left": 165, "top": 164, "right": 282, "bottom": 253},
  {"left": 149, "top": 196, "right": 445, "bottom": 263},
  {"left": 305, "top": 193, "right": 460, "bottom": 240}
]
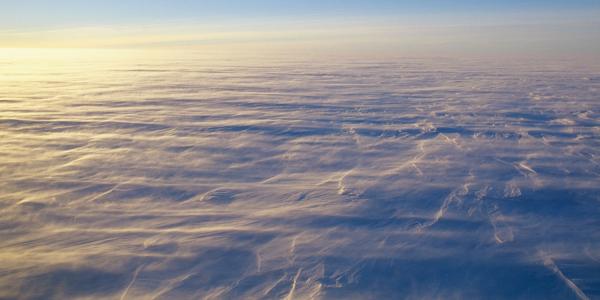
[
  {"left": 1, "top": 1, "right": 599, "bottom": 57},
  {"left": 3, "top": 0, "right": 600, "bottom": 28}
]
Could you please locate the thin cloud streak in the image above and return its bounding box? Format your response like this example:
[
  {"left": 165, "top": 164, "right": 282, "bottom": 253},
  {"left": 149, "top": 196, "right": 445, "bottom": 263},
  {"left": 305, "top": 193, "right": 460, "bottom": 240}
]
[{"left": 1, "top": 17, "right": 599, "bottom": 59}]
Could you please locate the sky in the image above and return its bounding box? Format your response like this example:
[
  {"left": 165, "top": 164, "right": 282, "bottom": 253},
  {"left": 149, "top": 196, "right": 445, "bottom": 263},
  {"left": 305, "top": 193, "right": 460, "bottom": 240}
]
[{"left": 1, "top": 0, "right": 599, "bottom": 57}]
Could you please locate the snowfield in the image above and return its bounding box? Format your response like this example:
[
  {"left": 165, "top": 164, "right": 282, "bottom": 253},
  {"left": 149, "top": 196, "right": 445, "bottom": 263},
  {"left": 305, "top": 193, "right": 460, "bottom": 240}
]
[{"left": 1, "top": 51, "right": 599, "bottom": 299}]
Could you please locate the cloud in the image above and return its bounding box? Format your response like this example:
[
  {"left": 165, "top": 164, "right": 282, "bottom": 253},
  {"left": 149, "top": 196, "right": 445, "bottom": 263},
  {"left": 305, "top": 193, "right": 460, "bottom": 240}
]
[{"left": 2, "top": 15, "right": 599, "bottom": 59}]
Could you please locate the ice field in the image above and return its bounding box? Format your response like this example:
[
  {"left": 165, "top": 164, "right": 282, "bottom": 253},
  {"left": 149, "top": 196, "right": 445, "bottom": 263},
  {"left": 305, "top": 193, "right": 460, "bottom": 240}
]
[{"left": 1, "top": 51, "right": 599, "bottom": 299}]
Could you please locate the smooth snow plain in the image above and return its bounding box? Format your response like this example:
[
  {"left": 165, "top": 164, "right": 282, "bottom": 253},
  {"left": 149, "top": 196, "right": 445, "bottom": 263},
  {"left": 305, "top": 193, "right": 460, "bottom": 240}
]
[{"left": 1, "top": 52, "right": 599, "bottom": 299}]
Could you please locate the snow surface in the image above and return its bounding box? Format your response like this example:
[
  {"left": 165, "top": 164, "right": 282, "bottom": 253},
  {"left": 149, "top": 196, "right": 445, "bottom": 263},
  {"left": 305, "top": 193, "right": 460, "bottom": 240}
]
[{"left": 1, "top": 52, "right": 599, "bottom": 299}]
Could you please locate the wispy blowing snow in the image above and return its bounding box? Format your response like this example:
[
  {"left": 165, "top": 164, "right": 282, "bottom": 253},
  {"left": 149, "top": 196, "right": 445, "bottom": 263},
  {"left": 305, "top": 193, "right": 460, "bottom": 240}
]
[{"left": 1, "top": 51, "right": 599, "bottom": 299}]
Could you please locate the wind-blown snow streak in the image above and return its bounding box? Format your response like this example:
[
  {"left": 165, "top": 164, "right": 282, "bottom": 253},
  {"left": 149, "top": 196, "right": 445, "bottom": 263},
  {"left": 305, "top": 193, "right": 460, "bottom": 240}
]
[{"left": 1, "top": 52, "right": 599, "bottom": 299}]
